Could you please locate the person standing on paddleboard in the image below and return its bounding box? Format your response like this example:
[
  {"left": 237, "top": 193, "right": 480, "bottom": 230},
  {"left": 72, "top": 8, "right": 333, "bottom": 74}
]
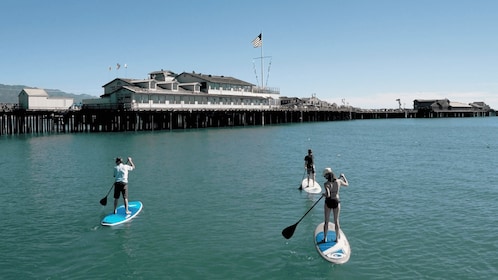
[
  {"left": 113, "top": 157, "right": 135, "bottom": 215},
  {"left": 320, "top": 167, "right": 348, "bottom": 243},
  {"left": 304, "top": 149, "right": 316, "bottom": 188}
]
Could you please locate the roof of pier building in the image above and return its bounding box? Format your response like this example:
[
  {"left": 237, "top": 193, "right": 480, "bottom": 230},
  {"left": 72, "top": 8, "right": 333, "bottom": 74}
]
[
  {"left": 149, "top": 70, "right": 177, "bottom": 82},
  {"left": 19, "top": 88, "right": 49, "bottom": 97},
  {"left": 102, "top": 70, "right": 260, "bottom": 97},
  {"left": 101, "top": 76, "right": 198, "bottom": 96},
  {"left": 177, "top": 72, "right": 254, "bottom": 87}
]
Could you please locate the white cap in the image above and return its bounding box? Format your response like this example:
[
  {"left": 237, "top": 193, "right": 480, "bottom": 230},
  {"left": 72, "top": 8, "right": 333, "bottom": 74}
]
[{"left": 323, "top": 167, "right": 332, "bottom": 176}]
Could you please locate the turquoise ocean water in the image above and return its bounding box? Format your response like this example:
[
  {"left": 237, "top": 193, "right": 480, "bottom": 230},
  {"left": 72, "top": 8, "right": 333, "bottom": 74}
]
[{"left": 1, "top": 118, "right": 497, "bottom": 279}]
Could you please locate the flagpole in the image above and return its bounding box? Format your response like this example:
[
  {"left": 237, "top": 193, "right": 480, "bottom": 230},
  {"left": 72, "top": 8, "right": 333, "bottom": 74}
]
[
  {"left": 260, "top": 33, "right": 264, "bottom": 89},
  {"left": 252, "top": 32, "right": 264, "bottom": 89}
]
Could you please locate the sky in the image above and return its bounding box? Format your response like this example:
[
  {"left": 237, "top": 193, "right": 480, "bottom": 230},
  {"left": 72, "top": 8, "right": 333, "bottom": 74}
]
[{"left": 1, "top": 0, "right": 498, "bottom": 109}]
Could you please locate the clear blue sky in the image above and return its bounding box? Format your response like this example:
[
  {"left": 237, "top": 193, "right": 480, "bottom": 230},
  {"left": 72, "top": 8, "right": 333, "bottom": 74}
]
[{"left": 1, "top": 0, "right": 498, "bottom": 109}]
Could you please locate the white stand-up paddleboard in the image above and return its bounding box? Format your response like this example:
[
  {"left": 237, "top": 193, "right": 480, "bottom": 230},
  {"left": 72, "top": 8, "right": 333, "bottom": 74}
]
[
  {"left": 101, "top": 201, "right": 143, "bottom": 226},
  {"left": 300, "top": 178, "right": 322, "bottom": 194},
  {"left": 314, "top": 222, "right": 351, "bottom": 264}
]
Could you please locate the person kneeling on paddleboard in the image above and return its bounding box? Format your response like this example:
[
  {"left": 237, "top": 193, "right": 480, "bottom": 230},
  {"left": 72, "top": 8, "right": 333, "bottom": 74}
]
[
  {"left": 113, "top": 157, "right": 135, "bottom": 215},
  {"left": 320, "top": 167, "right": 348, "bottom": 243}
]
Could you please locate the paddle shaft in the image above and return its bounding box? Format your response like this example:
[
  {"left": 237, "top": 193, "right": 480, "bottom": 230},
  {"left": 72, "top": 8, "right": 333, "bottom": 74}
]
[
  {"left": 104, "top": 184, "right": 114, "bottom": 197},
  {"left": 298, "top": 169, "right": 307, "bottom": 189},
  {"left": 296, "top": 195, "right": 323, "bottom": 224}
]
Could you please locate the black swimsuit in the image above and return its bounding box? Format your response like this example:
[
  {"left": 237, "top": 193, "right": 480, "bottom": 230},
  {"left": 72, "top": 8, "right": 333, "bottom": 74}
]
[
  {"left": 325, "top": 180, "right": 340, "bottom": 209},
  {"left": 325, "top": 197, "right": 340, "bottom": 209}
]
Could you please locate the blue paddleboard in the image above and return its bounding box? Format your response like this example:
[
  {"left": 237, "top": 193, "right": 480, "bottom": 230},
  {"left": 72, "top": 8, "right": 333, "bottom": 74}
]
[
  {"left": 101, "top": 201, "right": 143, "bottom": 226},
  {"left": 314, "top": 222, "right": 351, "bottom": 264}
]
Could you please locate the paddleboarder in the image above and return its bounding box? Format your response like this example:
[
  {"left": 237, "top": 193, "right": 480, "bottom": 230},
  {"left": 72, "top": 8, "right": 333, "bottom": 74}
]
[
  {"left": 320, "top": 167, "right": 348, "bottom": 243},
  {"left": 304, "top": 149, "right": 315, "bottom": 188},
  {"left": 113, "top": 157, "right": 135, "bottom": 215}
]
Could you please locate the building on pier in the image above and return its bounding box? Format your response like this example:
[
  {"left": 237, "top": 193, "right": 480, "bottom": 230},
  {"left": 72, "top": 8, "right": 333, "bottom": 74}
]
[
  {"left": 18, "top": 88, "right": 74, "bottom": 110},
  {"left": 279, "top": 93, "right": 339, "bottom": 110},
  {"left": 414, "top": 99, "right": 493, "bottom": 117},
  {"left": 83, "top": 70, "right": 280, "bottom": 111}
]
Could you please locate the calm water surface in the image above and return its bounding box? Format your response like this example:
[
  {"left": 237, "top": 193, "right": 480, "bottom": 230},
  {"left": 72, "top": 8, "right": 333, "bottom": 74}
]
[{"left": 1, "top": 118, "right": 497, "bottom": 279}]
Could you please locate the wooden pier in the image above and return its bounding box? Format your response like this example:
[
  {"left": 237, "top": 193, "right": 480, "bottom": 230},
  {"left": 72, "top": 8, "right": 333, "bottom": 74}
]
[{"left": 0, "top": 107, "right": 493, "bottom": 136}]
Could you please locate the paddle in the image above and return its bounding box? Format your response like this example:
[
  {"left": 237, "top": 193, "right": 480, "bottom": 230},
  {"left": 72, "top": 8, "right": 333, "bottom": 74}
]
[
  {"left": 99, "top": 184, "right": 114, "bottom": 206},
  {"left": 282, "top": 195, "right": 323, "bottom": 239},
  {"left": 298, "top": 169, "right": 307, "bottom": 190}
]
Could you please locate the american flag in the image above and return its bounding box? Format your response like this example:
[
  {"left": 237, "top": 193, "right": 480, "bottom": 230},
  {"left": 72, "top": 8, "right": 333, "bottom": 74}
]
[{"left": 252, "top": 33, "right": 262, "bottom": 48}]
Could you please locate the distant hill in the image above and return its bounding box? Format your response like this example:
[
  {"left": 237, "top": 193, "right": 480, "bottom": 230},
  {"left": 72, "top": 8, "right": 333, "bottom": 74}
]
[{"left": 0, "top": 84, "right": 97, "bottom": 104}]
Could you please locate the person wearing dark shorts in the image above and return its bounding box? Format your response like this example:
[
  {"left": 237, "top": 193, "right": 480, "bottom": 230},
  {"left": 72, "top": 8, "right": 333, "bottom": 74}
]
[
  {"left": 113, "top": 157, "right": 135, "bottom": 215},
  {"left": 304, "top": 149, "right": 316, "bottom": 188},
  {"left": 114, "top": 181, "right": 128, "bottom": 203}
]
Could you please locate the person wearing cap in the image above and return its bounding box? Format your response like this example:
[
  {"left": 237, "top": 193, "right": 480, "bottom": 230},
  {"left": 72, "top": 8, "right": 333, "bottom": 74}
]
[
  {"left": 304, "top": 149, "right": 316, "bottom": 188},
  {"left": 113, "top": 157, "right": 135, "bottom": 215},
  {"left": 320, "top": 167, "right": 348, "bottom": 243}
]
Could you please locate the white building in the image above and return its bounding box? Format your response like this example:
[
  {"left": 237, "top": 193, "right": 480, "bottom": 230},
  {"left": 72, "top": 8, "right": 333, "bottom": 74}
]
[
  {"left": 83, "top": 70, "right": 280, "bottom": 110},
  {"left": 18, "top": 88, "right": 74, "bottom": 110}
]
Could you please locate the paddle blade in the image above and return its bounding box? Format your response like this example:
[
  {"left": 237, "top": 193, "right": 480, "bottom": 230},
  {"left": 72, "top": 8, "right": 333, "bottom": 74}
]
[
  {"left": 282, "top": 223, "right": 298, "bottom": 239},
  {"left": 100, "top": 196, "right": 107, "bottom": 206}
]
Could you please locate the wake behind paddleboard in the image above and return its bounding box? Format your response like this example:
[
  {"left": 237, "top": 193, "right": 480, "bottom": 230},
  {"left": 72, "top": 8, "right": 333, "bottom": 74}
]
[
  {"left": 314, "top": 222, "right": 351, "bottom": 264},
  {"left": 101, "top": 201, "right": 143, "bottom": 226},
  {"left": 300, "top": 178, "right": 322, "bottom": 194}
]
